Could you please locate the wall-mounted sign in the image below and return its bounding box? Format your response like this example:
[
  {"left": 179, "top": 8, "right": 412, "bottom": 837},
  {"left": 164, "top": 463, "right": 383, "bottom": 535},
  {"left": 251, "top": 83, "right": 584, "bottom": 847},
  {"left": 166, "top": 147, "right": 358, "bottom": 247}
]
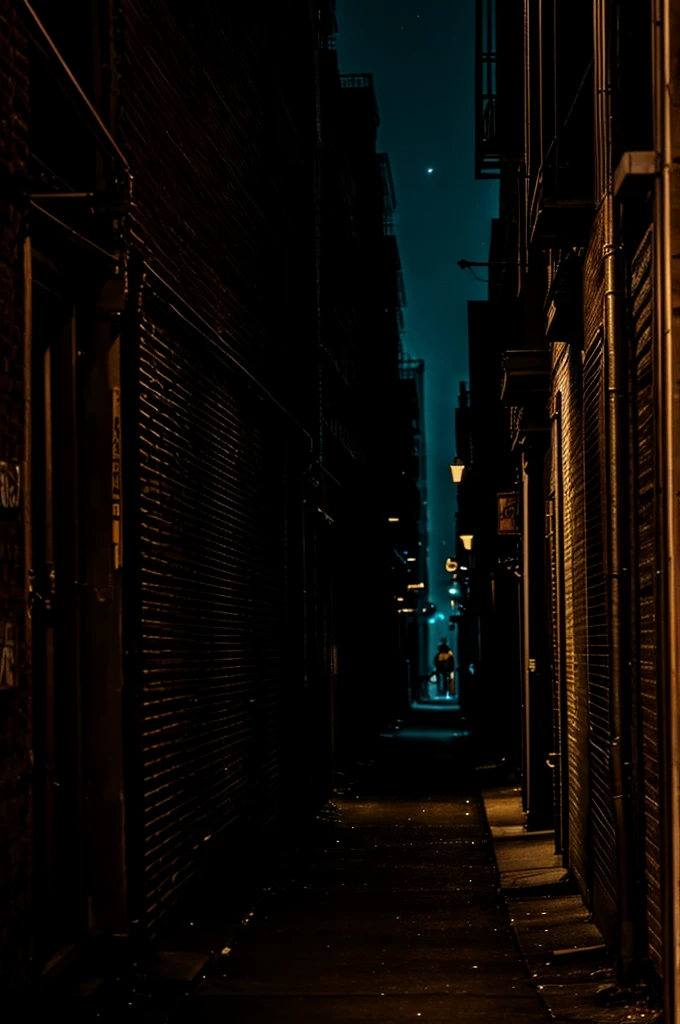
[
  {"left": 0, "top": 461, "right": 20, "bottom": 510},
  {"left": 498, "top": 492, "right": 520, "bottom": 534},
  {"left": 444, "top": 558, "right": 458, "bottom": 573},
  {"left": 0, "top": 619, "right": 16, "bottom": 689}
]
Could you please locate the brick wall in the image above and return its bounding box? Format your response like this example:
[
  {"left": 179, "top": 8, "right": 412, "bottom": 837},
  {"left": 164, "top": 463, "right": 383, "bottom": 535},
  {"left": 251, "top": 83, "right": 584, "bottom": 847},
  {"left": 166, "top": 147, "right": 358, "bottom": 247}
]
[
  {"left": 116, "top": 0, "right": 318, "bottom": 418},
  {"left": 0, "top": 0, "right": 31, "bottom": 988}
]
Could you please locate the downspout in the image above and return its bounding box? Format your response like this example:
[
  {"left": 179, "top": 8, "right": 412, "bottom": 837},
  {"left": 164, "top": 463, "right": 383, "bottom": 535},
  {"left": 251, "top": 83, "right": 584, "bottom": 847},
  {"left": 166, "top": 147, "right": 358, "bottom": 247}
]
[
  {"left": 521, "top": 450, "right": 531, "bottom": 818},
  {"left": 654, "top": 0, "right": 680, "bottom": 1016},
  {"left": 23, "top": 236, "right": 33, "bottom": 697},
  {"left": 598, "top": 0, "right": 635, "bottom": 981},
  {"left": 604, "top": 202, "right": 635, "bottom": 980}
]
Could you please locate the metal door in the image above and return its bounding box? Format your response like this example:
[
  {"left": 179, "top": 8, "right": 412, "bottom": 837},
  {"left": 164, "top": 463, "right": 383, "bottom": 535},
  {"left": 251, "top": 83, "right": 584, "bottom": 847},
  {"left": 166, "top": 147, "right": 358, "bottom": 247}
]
[{"left": 30, "top": 252, "right": 85, "bottom": 970}]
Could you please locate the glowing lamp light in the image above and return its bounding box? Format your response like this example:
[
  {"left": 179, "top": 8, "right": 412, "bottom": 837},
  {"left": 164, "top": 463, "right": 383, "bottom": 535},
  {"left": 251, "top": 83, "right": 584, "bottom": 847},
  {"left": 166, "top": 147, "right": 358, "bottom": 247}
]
[
  {"left": 460, "top": 534, "right": 474, "bottom": 551},
  {"left": 388, "top": 517, "right": 400, "bottom": 523},
  {"left": 407, "top": 582, "right": 425, "bottom": 590},
  {"left": 406, "top": 557, "right": 417, "bottom": 562},
  {"left": 450, "top": 459, "right": 465, "bottom": 484}
]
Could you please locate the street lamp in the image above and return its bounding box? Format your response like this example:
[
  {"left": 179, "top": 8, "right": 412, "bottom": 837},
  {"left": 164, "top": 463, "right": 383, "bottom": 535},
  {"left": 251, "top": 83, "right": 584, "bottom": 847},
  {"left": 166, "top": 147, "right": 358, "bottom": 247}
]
[
  {"left": 460, "top": 534, "right": 474, "bottom": 551},
  {"left": 450, "top": 458, "right": 465, "bottom": 484}
]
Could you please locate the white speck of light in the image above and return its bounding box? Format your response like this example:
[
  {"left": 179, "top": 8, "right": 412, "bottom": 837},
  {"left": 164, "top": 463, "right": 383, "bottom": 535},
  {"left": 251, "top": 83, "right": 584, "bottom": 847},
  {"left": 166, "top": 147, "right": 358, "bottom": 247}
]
[{"left": 427, "top": 167, "right": 434, "bottom": 174}]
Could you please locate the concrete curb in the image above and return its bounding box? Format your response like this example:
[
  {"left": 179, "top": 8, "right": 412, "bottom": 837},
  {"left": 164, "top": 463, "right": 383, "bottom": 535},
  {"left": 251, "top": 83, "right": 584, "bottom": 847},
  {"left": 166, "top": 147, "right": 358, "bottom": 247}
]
[{"left": 481, "top": 783, "right": 661, "bottom": 1024}]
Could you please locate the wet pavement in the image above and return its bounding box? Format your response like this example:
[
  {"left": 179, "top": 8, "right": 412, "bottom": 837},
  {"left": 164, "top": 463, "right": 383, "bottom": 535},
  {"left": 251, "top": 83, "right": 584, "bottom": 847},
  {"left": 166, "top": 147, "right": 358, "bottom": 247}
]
[{"left": 112, "top": 706, "right": 549, "bottom": 1023}]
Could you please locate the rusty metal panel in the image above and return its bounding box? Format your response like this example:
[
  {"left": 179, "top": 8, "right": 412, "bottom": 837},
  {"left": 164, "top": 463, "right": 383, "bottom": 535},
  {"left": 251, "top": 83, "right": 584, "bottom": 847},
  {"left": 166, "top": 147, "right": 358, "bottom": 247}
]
[
  {"left": 135, "top": 289, "right": 288, "bottom": 937},
  {"left": 630, "top": 227, "right": 663, "bottom": 973}
]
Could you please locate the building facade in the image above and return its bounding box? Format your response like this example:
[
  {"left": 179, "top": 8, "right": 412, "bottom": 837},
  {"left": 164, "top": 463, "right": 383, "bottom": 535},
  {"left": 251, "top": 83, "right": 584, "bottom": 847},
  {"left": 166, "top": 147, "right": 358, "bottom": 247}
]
[
  {"left": 472, "top": 0, "right": 680, "bottom": 1013},
  {"left": 0, "top": 0, "right": 411, "bottom": 988},
  {"left": 395, "top": 356, "right": 430, "bottom": 699}
]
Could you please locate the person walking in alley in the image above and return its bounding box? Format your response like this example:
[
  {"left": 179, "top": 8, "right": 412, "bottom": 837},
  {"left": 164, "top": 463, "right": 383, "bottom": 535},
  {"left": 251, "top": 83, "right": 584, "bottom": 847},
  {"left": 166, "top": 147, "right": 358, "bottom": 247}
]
[{"left": 434, "top": 639, "right": 455, "bottom": 698}]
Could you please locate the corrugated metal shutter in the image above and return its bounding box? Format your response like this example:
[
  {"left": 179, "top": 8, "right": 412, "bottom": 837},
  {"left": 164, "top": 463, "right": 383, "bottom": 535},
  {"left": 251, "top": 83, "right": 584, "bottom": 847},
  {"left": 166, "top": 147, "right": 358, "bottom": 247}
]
[
  {"left": 583, "top": 326, "right": 617, "bottom": 940},
  {"left": 546, "top": 487, "right": 561, "bottom": 849},
  {"left": 630, "top": 227, "right": 662, "bottom": 973},
  {"left": 554, "top": 342, "right": 591, "bottom": 895},
  {"left": 134, "top": 284, "right": 289, "bottom": 937}
]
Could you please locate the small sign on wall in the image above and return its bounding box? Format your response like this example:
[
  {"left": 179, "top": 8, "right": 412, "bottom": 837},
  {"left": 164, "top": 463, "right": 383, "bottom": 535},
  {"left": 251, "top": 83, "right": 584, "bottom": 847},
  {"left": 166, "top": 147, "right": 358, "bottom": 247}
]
[
  {"left": 0, "top": 619, "right": 16, "bottom": 689},
  {"left": 498, "top": 492, "right": 520, "bottom": 534},
  {"left": 0, "top": 461, "right": 20, "bottom": 511}
]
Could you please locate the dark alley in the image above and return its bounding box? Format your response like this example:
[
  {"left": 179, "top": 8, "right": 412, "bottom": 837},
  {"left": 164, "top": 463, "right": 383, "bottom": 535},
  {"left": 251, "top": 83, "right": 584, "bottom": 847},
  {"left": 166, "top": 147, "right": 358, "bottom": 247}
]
[
  {"left": 83, "top": 711, "right": 552, "bottom": 1023},
  {"left": 3, "top": 1, "right": 680, "bottom": 1022}
]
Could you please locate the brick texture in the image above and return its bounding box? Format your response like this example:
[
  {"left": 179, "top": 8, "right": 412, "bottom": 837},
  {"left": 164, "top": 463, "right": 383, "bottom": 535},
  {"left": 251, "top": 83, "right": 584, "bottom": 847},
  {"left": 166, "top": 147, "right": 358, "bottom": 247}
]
[{"left": 0, "top": 0, "right": 32, "bottom": 989}]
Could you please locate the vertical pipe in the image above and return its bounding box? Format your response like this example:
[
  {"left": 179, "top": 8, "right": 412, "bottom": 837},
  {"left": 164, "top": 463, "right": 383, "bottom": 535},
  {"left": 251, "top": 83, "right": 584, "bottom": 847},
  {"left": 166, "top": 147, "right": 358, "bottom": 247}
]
[
  {"left": 22, "top": 237, "right": 34, "bottom": 919},
  {"left": 538, "top": 0, "right": 544, "bottom": 165},
  {"left": 598, "top": 0, "right": 635, "bottom": 980},
  {"left": 23, "top": 238, "right": 33, "bottom": 631},
  {"left": 522, "top": 0, "right": 532, "bottom": 269},
  {"left": 604, "top": 205, "right": 635, "bottom": 977},
  {"left": 553, "top": 390, "right": 569, "bottom": 859},
  {"left": 654, "top": 0, "right": 680, "bottom": 1016},
  {"left": 522, "top": 451, "right": 531, "bottom": 817}
]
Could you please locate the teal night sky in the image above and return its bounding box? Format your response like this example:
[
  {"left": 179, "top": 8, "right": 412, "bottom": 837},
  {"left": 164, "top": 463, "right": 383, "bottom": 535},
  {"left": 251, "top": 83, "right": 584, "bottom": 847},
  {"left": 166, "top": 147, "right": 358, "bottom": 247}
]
[{"left": 336, "top": 0, "right": 499, "bottom": 640}]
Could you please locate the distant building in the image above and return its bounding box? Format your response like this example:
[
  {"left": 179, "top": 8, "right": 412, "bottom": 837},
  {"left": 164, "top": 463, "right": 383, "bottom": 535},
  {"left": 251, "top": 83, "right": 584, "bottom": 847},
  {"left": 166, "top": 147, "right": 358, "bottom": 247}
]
[{"left": 396, "top": 357, "right": 430, "bottom": 696}]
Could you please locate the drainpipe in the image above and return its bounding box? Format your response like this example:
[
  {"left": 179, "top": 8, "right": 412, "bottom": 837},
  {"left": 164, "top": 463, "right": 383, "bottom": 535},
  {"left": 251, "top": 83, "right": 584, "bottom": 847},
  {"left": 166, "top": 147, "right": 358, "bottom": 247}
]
[
  {"left": 603, "top": 200, "right": 635, "bottom": 981},
  {"left": 521, "top": 451, "right": 531, "bottom": 819},
  {"left": 654, "top": 0, "right": 680, "bottom": 1017},
  {"left": 23, "top": 236, "right": 33, "bottom": 673},
  {"left": 597, "top": 0, "right": 635, "bottom": 983}
]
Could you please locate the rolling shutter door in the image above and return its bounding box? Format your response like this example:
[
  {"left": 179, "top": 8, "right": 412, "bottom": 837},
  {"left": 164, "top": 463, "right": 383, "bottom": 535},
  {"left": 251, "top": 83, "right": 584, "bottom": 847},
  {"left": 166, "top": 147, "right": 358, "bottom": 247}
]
[
  {"left": 134, "top": 285, "right": 288, "bottom": 938},
  {"left": 554, "top": 343, "right": 591, "bottom": 896},
  {"left": 583, "top": 328, "right": 617, "bottom": 941},
  {"left": 547, "top": 485, "right": 561, "bottom": 850},
  {"left": 630, "top": 227, "right": 662, "bottom": 973}
]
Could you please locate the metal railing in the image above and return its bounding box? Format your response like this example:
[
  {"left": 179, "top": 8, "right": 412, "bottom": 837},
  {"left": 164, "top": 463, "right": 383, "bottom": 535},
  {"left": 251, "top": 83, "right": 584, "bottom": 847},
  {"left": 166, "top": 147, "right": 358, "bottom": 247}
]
[{"left": 475, "top": 0, "right": 500, "bottom": 177}]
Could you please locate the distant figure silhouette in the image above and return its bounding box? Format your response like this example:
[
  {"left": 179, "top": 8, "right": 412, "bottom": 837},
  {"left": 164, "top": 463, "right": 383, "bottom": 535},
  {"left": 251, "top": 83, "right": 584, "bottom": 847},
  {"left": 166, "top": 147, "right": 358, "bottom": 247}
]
[{"left": 433, "top": 639, "right": 455, "bottom": 698}]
